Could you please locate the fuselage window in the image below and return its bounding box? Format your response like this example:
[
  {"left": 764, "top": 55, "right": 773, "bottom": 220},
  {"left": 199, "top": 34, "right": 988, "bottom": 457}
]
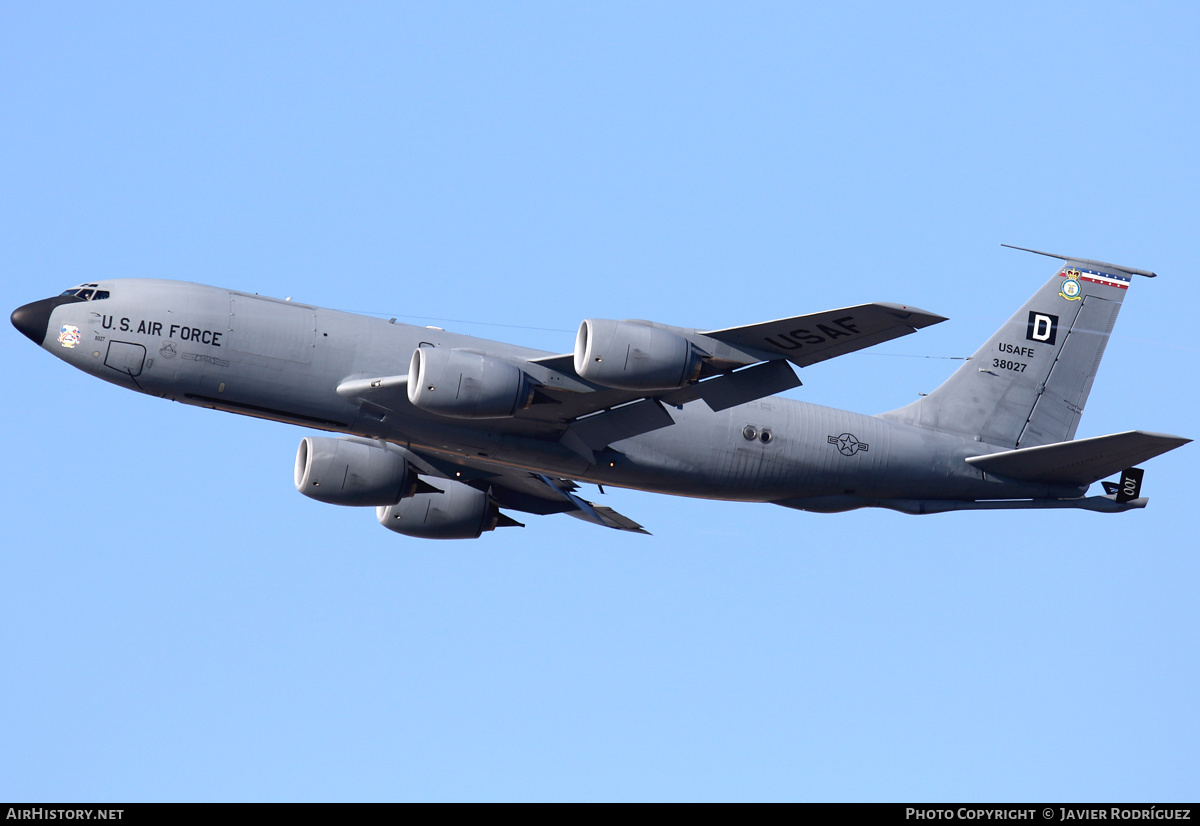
[{"left": 93, "top": 290, "right": 110, "bottom": 300}]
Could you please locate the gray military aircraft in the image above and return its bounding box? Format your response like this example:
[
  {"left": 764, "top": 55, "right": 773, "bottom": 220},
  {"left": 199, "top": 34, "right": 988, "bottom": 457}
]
[{"left": 11, "top": 246, "right": 1189, "bottom": 539}]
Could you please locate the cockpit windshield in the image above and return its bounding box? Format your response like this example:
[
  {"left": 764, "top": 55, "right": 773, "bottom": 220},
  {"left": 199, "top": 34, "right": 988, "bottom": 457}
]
[{"left": 60, "top": 283, "right": 111, "bottom": 301}]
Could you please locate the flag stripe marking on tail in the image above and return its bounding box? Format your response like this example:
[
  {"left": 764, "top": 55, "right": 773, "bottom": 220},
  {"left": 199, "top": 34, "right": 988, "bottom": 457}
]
[{"left": 1062, "top": 268, "right": 1131, "bottom": 290}]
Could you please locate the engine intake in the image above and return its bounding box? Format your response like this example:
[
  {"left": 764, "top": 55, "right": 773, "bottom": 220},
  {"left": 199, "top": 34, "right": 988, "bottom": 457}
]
[
  {"left": 408, "top": 348, "right": 535, "bottom": 419},
  {"left": 295, "top": 437, "right": 418, "bottom": 506},
  {"left": 573, "top": 319, "right": 704, "bottom": 391}
]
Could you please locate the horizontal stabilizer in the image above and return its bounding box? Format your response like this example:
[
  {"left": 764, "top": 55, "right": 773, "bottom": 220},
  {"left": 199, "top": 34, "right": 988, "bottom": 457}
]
[
  {"left": 966, "top": 430, "right": 1190, "bottom": 486},
  {"left": 703, "top": 302, "right": 946, "bottom": 368},
  {"left": 1000, "top": 245, "right": 1157, "bottom": 277}
]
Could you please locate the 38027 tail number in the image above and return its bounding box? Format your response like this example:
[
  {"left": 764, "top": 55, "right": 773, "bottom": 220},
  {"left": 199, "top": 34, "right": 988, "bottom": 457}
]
[{"left": 992, "top": 358, "right": 1027, "bottom": 372}]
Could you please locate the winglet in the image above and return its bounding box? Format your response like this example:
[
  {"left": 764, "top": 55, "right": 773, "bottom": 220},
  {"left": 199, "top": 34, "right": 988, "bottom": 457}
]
[{"left": 1001, "top": 244, "right": 1157, "bottom": 277}]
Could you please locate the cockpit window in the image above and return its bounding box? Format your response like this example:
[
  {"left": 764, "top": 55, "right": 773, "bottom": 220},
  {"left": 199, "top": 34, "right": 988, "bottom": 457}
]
[{"left": 59, "top": 286, "right": 111, "bottom": 301}]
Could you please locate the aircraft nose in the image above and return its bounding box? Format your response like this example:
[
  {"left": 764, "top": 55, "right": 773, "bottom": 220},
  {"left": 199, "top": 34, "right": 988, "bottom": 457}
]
[{"left": 11, "top": 296, "right": 83, "bottom": 346}]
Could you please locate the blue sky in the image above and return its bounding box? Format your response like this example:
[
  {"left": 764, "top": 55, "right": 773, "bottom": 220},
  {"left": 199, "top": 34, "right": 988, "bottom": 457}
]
[{"left": 2, "top": 1, "right": 1197, "bottom": 802}]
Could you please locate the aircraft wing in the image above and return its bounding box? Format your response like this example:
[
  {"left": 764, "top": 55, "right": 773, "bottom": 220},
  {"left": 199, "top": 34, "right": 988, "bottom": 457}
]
[
  {"left": 341, "top": 302, "right": 944, "bottom": 459},
  {"left": 529, "top": 302, "right": 946, "bottom": 376},
  {"left": 523, "top": 303, "right": 943, "bottom": 454},
  {"left": 402, "top": 448, "right": 649, "bottom": 533},
  {"left": 700, "top": 302, "right": 947, "bottom": 368}
]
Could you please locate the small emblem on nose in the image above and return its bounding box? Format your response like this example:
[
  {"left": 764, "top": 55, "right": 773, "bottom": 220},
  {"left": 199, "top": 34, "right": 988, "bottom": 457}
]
[{"left": 58, "top": 324, "right": 82, "bottom": 349}]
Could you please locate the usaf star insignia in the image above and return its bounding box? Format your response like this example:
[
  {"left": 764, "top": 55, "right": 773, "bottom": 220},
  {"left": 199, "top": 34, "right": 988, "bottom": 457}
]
[{"left": 828, "top": 432, "right": 869, "bottom": 456}]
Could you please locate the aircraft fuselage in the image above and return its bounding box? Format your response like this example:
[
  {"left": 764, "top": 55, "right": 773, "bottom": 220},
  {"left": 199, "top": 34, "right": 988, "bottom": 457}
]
[{"left": 15, "top": 278, "right": 1080, "bottom": 511}]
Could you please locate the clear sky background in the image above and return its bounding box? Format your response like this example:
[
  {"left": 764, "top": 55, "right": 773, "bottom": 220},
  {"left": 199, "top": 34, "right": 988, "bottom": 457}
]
[{"left": 2, "top": 1, "right": 1197, "bottom": 802}]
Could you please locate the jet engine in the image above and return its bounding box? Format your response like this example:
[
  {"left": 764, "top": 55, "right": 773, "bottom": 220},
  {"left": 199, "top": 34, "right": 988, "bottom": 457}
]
[
  {"left": 295, "top": 437, "right": 418, "bottom": 506},
  {"left": 377, "top": 477, "right": 508, "bottom": 539},
  {"left": 408, "top": 347, "right": 535, "bottom": 419},
  {"left": 573, "top": 319, "right": 705, "bottom": 391}
]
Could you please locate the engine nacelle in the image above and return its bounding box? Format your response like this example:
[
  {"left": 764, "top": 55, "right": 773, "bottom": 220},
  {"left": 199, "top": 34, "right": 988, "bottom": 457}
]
[
  {"left": 295, "top": 437, "right": 418, "bottom": 506},
  {"left": 377, "top": 478, "right": 503, "bottom": 540},
  {"left": 573, "top": 319, "right": 704, "bottom": 391},
  {"left": 408, "top": 347, "right": 535, "bottom": 419}
]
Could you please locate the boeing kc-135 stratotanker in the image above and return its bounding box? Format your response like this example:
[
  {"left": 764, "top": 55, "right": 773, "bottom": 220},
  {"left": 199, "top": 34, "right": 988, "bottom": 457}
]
[{"left": 11, "top": 246, "right": 1189, "bottom": 539}]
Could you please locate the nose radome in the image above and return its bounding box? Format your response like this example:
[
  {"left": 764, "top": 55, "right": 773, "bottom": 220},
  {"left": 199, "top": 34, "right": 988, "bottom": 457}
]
[{"left": 11, "top": 295, "right": 86, "bottom": 346}]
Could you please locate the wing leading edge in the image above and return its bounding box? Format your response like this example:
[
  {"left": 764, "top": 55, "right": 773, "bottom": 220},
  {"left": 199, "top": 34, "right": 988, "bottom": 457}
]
[{"left": 700, "top": 302, "right": 947, "bottom": 368}]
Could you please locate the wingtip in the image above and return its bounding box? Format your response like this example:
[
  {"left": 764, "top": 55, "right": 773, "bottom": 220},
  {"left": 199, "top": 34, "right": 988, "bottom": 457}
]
[{"left": 878, "top": 303, "right": 948, "bottom": 328}]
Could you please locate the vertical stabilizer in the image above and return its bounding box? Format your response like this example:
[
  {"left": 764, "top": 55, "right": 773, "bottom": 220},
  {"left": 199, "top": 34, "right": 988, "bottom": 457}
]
[{"left": 881, "top": 249, "right": 1152, "bottom": 449}]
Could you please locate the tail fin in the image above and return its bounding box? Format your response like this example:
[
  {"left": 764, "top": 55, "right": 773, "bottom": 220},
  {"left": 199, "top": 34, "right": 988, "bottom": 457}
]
[{"left": 881, "top": 247, "right": 1156, "bottom": 449}]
